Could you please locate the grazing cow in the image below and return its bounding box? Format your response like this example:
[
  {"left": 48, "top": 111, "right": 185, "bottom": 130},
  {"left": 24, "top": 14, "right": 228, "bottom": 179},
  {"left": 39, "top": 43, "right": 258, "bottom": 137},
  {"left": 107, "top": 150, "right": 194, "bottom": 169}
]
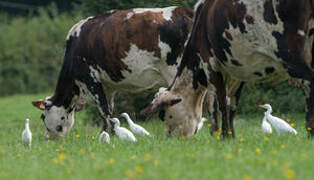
[
  {"left": 31, "top": 7, "right": 197, "bottom": 139},
  {"left": 141, "top": 0, "right": 314, "bottom": 138}
]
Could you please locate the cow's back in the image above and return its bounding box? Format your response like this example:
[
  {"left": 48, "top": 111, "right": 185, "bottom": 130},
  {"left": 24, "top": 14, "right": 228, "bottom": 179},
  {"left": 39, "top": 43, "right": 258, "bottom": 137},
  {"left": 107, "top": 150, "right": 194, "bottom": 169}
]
[{"left": 66, "top": 7, "right": 193, "bottom": 91}]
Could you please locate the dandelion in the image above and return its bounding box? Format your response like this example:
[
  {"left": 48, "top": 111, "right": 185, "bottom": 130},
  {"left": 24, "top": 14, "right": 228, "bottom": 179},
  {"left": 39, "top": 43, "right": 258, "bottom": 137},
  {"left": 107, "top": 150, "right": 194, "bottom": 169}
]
[
  {"left": 280, "top": 144, "right": 286, "bottom": 149},
  {"left": 107, "top": 159, "right": 115, "bottom": 165},
  {"left": 243, "top": 175, "right": 251, "bottom": 180},
  {"left": 283, "top": 169, "right": 295, "bottom": 179},
  {"left": 225, "top": 153, "right": 233, "bottom": 160},
  {"left": 227, "top": 130, "right": 233, "bottom": 135},
  {"left": 240, "top": 138, "right": 244, "bottom": 142},
  {"left": 59, "top": 153, "right": 66, "bottom": 160},
  {"left": 307, "top": 127, "right": 312, "bottom": 131},
  {"left": 290, "top": 123, "right": 296, "bottom": 128},
  {"left": 75, "top": 134, "right": 80, "bottom": 138},
  {"left": 135, "top": 166, "right": 143, "bottom": 173},
  {"left": 216, "top": 136, "right": 221, "bottom": 140},
  {"left": 91, "top": 136, "right": 96, "bottom": 140},
  {"left": 264, "top": 137, "right": 269, "bottom": 141},
  {"left": 256, "top": 148, "right": 261, "bottom": 154}
]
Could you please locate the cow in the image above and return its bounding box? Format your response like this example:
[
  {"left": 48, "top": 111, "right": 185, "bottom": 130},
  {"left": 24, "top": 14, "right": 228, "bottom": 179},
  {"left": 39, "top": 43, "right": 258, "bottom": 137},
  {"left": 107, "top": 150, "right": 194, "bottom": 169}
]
[
  {"left": 141, "top": 0, "right": 314, "bottom": 138},
  {"left": 31, "top": 6, "right": 200, "bottom": 139}
]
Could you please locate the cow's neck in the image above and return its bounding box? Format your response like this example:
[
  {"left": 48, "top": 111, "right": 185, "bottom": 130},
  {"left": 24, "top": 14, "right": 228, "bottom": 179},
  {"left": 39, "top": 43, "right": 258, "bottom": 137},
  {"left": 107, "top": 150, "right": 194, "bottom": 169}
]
[{"left": 51, "top": 59, "right": 79, "bottom": 110}]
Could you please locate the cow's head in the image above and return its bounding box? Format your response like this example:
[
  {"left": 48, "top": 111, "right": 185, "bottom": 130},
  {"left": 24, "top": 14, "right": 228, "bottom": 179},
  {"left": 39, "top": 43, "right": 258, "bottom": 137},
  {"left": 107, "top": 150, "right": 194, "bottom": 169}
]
[
  {"left": 141, "top": 85, "right": 206, "bottom": 138},
  {"left": 32, "top": 97, "right": 84, "bottom": 139}
]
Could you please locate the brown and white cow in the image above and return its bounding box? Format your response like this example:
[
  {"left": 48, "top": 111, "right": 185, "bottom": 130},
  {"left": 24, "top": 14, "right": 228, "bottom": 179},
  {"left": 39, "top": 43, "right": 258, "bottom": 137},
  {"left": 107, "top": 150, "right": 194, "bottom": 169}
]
[
  {"left": 142, "top": 0, "right": 314, "bottom": 138},
  {"left": 31, "top": 7, "right": 198, "bottom": 139}
]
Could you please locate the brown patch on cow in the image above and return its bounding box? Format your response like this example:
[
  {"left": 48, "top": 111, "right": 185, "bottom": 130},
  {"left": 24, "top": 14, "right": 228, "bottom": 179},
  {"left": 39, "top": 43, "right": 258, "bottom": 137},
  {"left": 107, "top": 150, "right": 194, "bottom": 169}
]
[
  {"left": 70, "top": 7, "right": 193, "bottom": 82},
  {"left": 245, "top": 15, "right": 254, "bottom": 24}
]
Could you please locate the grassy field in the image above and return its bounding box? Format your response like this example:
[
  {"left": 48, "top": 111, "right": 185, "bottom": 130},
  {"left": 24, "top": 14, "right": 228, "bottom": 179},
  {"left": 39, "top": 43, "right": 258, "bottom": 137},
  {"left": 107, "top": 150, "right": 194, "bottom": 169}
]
[{"left": 0, "top": 94, "right": 314, "bottom": 180}]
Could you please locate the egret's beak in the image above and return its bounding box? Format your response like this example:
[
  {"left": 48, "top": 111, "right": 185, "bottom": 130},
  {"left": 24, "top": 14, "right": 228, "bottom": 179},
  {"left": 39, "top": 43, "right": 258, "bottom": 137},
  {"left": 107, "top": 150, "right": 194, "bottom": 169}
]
[
  {"left": 108, "top": 118, "right": 113, "bottom": 121},
  {"left": 258, "top": 104, "right": 264, "bottom": 108}
]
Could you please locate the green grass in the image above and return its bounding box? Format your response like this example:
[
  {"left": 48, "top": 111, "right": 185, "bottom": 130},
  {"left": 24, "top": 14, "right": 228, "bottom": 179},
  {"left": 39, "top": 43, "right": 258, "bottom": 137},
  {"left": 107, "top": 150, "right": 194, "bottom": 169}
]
[{"left": 1, "top": 94, "right": 314, "bottom": 180}]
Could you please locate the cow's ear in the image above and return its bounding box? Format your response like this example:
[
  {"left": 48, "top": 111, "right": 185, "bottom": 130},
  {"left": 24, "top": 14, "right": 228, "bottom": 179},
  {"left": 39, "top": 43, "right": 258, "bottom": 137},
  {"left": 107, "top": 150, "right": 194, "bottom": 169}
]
[
  {"left": 32, "top": 100, "right": 46, "bottom": 110},
  {"left": 75, "top": 103, "right": 85, "bottom": 112},
  {"left": 140, "top": 97, "right": 182, "bottom": 115}
]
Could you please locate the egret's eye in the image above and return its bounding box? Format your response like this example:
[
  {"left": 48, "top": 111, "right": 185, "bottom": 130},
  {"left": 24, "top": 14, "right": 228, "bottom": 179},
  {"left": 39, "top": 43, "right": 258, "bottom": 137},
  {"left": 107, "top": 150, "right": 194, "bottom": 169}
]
[{"left": 56, "top": 125, "right": 63, "bottom": 132}]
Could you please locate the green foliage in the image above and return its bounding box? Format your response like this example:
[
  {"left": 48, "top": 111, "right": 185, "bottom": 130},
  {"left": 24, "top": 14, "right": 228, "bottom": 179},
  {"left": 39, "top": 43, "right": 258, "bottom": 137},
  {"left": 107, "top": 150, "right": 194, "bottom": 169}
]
[
  {"left": 237, "top": 82, "right": 305, "bottom": 114},
  {"left": 0, "top": 5, "right": 82, "bottom": 96},
  {"left": 1, "top": 94, "right": 314, "bottom": 179}
]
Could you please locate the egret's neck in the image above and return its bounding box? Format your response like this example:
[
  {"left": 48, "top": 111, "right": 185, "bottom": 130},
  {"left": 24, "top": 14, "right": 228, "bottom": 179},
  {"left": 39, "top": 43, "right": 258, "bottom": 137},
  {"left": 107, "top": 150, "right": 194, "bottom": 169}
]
[
  {"left": 265, "top": 109, "right": 272, "bottom": 115},
  {"left": 114, "top": 122, "right": 120, "bottom": 128},
  {"left": 25, "top": 122, "right": 30, "bottom": 130},
  {"left": 125, "top": 116, "right": 134, "bottom": 125}
]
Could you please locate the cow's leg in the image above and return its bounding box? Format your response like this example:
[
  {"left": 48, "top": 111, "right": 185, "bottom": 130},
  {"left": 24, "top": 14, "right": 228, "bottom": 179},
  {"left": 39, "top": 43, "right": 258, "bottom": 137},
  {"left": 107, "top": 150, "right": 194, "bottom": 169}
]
[
  {"left": 204, "top": 93, "right": 219, "bottom": 135},
  {"left": 81, "top": 79, "right": 113, "bottom": 134},
  {"left": 228, "top": 82, "right": 245, "bottom": 137},
  {"left": 211, "top": 72, "right": 230, "bottom": 138},
  {"left": 304, "top": 80, "right": 314, "bottom": 136}
]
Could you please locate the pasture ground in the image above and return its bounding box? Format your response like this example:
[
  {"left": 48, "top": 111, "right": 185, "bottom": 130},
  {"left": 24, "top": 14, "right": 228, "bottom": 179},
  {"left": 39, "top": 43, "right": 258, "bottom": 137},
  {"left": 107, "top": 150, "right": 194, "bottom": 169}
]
[{"left": 0, "top": 94, "right": 314, "bottom": 180}]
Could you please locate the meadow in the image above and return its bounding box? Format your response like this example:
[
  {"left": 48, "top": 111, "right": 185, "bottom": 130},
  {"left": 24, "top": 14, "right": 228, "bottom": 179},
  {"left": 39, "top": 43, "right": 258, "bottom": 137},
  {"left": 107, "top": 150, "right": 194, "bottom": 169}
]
[{"left": 0, "top": 94, "right": 314, "bottom": 180}]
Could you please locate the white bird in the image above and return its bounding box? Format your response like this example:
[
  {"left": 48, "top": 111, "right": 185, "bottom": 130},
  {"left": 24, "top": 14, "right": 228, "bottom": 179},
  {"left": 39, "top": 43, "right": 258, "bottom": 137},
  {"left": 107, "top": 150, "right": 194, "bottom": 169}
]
[
  {"left": 261, "top": 113, "right": 272, "bottom": 134},
  {"left": 259, "top": 104, "right": 297, "bottom": 135},
  {"left": 22, "top": 118, "right": 32, "bottom": 147},
  {"left": 111, "top": 118, "right": 137, "bottom": 142},
  {"left": 196, "top": 117, "right": 207, "bottom": 133},
  {"left": 98, "top": 131, "right": 110, "bottom": 144},
  {"left": 120, "top": 112, "right": 151, "bottom": 136}
]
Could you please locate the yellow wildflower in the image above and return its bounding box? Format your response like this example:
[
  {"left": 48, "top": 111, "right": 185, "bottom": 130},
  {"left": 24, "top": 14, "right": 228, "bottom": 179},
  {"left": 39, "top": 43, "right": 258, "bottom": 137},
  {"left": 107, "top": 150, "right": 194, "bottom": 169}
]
[
  {"left": 286, "top": 119, "right": 291, "bottom": 122},
  {"left": 290, "top": 123, "right": 296, "bottom": 128},
  {"left": 107, "top": 159, "right": 115, "bottom": 165},
  {"left": 91, "top": 136, "right": 96, "bottom": 140},
  {"left": 216, "top": 136, "right": 221, "bottom": 140},
  {"left": 240, "top": 138, "right": 244, "bottom": 142},
  {"left": 208, "top": 123, "right": 212, "bottom": 127},
  {"left": 264, "top": 137, "right": 269, "bottom": 141},
  {"left": 280, "top": 144, "right": 286, "bottom": 149},
  {"left": 256, "top": 148, "right": 261, "bottom": 154},
  {"left": 59, "top": 153, "right": 66, "bottom": 160},
  {"left": 307, "top": 127, "right": 312, "bottom": 131},
  {"left": 283, "top": 169, "right": 295, "bottom": 179},
  {"left": 227, "top": 130, "right": 233, "bottom": 135},
  {"left": 243, "top": 175, "right": 251, "bottom": 180},
  {"left": 135, "top": 166, "right": 143, "bottom": 173},
  {"left": 225, "top": 153, "right": 233, "bottom": 160},
  {"left": 75, "top": 134, "right": 80, "bottom": 138}
]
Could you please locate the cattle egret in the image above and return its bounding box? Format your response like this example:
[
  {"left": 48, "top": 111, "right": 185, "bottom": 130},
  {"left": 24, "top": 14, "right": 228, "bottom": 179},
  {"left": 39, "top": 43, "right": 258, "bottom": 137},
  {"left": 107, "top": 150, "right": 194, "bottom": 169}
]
[
  {"left": 196, "top": 117, "right": 207, "bottom": 133},
  {"left": 261, "top": 113, "right": 272, "bottom": 134},
  {"left": 259, "top": 104, "right": 297, "bottom": 135},
  {"left": 110, "top": 118, "right": 137, "bottom": 142},
  {"left": 22, "top": 118, "right": 32, "bottom": 147},
  {"left": 98, "top": 131, "right": 110, "bottom": 144},
  {"left": 120, "top": 112, "right": 151, "bottom": 136}
]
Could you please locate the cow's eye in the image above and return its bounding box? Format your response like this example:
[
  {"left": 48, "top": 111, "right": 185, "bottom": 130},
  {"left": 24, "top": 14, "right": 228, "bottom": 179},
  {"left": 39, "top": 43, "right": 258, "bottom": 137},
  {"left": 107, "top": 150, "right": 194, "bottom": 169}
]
[{"left": 56, "top": 125, "right": 63, "bottom": 132}]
